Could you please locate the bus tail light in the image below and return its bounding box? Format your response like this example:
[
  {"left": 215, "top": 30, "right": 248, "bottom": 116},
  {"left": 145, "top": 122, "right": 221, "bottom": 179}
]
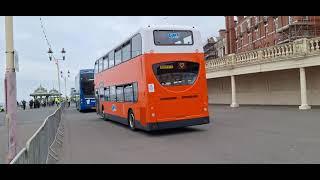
[
  {"left": 151, "top": 113, "right": 156, "bottom": 117},
  {"left": 204, "top": 107, "right": 207, "bottom": 112}
]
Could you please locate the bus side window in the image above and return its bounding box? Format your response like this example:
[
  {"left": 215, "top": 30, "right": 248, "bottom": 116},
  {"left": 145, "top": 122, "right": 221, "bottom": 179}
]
[
  {"left": 115, "top": 48, "right": 122, "bottom": 65},
  {"left": 122, "top": 41, "right": 131, "bottom": 62},
  {"left": 104, "top": 87, "right": 109, "bottom": 101},
  {"left": 94, "top": 62, "right": 98, "bottom": 74},
  {"left": 110, "top": 86, "right": 116, "bottom": 102},
  {"left": 124, "top": 84, "right": 133, "bottom": 102},
  {"left": 99, "top": 85, "right": 104, "bottom": 99},
  {"left": 109, "top": 51, "right": 115, "bottom": 68},
  {"left": 99, "top": 58, "right": 103, "bottom": 72},
  {"left": 95, "top": 89, "right": 99, "bottom": 101},
  {"left": 131, "top": 34, "right": 142, "bottom": 58},
  {"left": 133, "top": 82, "right": 138, "bottom": 102},
  {"left": 97, "top": 60, "right": 100, "bottom": 73},
  {"left": 98, "top": 58, "right": 102, "bottom": 73},
  {"left": 103, "top": 56, "right": 109, "bottom": 70},
  {"left": 116, "top": 86, "right": 124, "bottom": 102}
]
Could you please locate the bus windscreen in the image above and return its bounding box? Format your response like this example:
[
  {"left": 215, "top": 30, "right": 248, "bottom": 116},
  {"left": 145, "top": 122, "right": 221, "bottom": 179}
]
[
  {"left": 152, "top": 61, "right": 199, "bottom": 86},
  {"left": 80, "top": 73, "right": 94, "bottom": 98}
]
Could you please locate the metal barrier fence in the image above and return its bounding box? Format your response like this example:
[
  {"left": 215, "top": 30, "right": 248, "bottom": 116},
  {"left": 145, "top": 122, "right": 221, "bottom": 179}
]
[{"left": 10, "top": 103, "right": 65, "bottom": 164}]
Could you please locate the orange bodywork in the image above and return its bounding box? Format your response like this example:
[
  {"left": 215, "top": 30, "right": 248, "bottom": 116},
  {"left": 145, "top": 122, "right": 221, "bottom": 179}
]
[{"left": 94, "top": 52, "right": 209, "bottom": 129}]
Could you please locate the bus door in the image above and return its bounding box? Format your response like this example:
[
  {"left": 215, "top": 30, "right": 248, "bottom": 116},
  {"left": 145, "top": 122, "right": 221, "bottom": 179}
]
[
  {"left": 98, "top": 82, "right": 104, "bottom": 115},
  {"left": 95, "top": 89, "right": 100, "bottom": 114}
]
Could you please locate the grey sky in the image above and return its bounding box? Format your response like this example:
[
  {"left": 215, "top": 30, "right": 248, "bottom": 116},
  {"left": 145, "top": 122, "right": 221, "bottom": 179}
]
[{"left": 0, "top": 16, "right": 225, "bottom": 102}]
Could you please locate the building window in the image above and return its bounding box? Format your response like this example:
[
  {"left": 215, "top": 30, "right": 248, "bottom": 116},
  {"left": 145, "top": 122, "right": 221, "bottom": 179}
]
[
  {"left": 255, "top": 29, "right": 260, "bottom": 39},
  {"left": 288, "top": 16, "right": 293, "bottom": 24},
  {"left": 265, "top": 25, "right": 268, "bottom": 35},
  {"left": 263, "top": 16, "right": 268, "bottom": 23},
  {"left": 275, "top": 18, "right": 279, "bottom": 29},
  {"left": 302, "top": 16, "right": 309, "bottom": 21}
]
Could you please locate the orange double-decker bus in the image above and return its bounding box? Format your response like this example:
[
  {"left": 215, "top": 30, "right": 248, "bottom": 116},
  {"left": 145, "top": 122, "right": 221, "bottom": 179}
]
[{"left": 94, "top": 25, "right": 209, "bottom": 131}]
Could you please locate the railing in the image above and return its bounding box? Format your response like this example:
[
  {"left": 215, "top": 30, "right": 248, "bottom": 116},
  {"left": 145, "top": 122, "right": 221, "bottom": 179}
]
[
  {"left": 10, "top": 103, "right": 65, "bottom": 164},
  {"left": 206, "top": 37, "right": 320, "bottom": 72}
]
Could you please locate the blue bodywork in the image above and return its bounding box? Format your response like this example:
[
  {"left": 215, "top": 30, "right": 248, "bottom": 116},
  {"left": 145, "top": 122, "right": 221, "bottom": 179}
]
[{"left": 75, "top": 69, "right": 96, "bottom": 111}]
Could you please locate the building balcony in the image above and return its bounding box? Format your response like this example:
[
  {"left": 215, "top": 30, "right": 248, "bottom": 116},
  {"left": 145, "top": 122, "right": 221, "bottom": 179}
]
[
  {"left": 206, "top": 37, "right": 320, "bottom": 77},
  {"left": 276, "top": 19, "right": 314, "bottom": 33}
]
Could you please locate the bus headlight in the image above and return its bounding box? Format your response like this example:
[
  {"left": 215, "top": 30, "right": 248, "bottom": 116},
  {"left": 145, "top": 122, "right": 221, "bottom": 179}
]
[
  {"left": 151, "top": 113, "right": 156, "bottom": 117},
  {"left": 204, "top": 107, "right": 207, "bottom": 111}
]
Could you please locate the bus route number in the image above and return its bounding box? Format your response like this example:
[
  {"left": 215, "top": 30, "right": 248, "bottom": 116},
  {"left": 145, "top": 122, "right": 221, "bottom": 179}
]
[{"left": 168, "top": 33, "right": 179, "bottom": 39}]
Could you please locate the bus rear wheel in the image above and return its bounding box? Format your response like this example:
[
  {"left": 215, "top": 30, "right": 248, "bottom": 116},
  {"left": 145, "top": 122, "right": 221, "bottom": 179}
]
[{"left": 128, "top": 110, "right": 136, "bottom": 131}]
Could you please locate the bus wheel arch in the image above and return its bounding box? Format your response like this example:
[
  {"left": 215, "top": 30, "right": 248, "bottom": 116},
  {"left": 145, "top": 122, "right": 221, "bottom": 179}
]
[{"left": 128, "top": 108, "right": 136, "bottom": 131}]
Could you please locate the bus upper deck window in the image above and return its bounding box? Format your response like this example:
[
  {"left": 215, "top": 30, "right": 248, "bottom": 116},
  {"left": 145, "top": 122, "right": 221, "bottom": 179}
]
[{"left": 154, "top": 30, "right": 193, "bottom": 46}]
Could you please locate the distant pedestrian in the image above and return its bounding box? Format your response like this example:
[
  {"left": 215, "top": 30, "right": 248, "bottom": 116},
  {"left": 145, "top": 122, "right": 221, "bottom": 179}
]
[
  {"left": 29, "top": 99, "right": 33, "bottom": 109},
  {"left": 22, "top": 100, "right": 26, "bottom": 110},
  {"left": 34, "top": 99, "right": 39, "bottom": 108},
  {"left": 67, "top": 98, "right": 70, "bottom": 108}
]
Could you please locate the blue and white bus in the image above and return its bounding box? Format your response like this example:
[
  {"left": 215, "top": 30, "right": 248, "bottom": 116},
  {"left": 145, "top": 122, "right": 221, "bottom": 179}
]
[{"left": 75, "top": 69, "right": 96, "bottom": 111}]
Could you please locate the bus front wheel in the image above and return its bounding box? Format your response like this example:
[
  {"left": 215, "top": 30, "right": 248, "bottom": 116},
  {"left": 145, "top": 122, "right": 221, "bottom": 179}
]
[{"left": 128, "top": 110, "right": 136, "bottom": 131}]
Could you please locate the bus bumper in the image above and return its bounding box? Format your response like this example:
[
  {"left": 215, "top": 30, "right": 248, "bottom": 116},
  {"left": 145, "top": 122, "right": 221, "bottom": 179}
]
[{"left": 142, "top": 116, "right": 210, "bottom": 131}]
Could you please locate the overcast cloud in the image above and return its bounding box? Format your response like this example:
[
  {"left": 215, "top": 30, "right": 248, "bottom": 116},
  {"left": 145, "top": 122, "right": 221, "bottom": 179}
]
[{"left": 0, "top": 16, "right": 224, "bottom": 102}]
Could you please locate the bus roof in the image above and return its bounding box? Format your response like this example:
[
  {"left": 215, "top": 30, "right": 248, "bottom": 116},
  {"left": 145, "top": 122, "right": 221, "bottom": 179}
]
[
  {"left": 95, "top": 25, "right": 201, "bottom": 62},
  {"left": 80, "top": 69, "right": 94, "bottom": 74},
  {"left": 141, "top": 24, "right": 199, "bottom": 31}
]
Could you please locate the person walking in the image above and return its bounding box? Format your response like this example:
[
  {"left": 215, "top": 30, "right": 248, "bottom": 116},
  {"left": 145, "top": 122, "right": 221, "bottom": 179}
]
[
  {"left": 68, "top": 98, "right": 71, "bottom": 108},
  {"left": 34, "top": 99, "right": 39, "bottom": 108},
  {"left": 57, "top": 97, "right": 60, "bottom": 107},
  {"left": 22, "top": 100, "right": 26, "bottom": 110},
  {"left": 29, "top": 99, "right": 33, "bottom": 109}
]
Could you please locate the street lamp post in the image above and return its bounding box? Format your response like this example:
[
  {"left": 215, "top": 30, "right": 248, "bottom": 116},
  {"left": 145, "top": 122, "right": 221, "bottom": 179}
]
[
  {"left": 4, "top": 16, "right": 17, "bottom": 163},
  {"left": 47, "top": 48, "right": 66, "bottom": 100},
  {"left": 60, "top": 70, "right": 70, "bottom": 99}
]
